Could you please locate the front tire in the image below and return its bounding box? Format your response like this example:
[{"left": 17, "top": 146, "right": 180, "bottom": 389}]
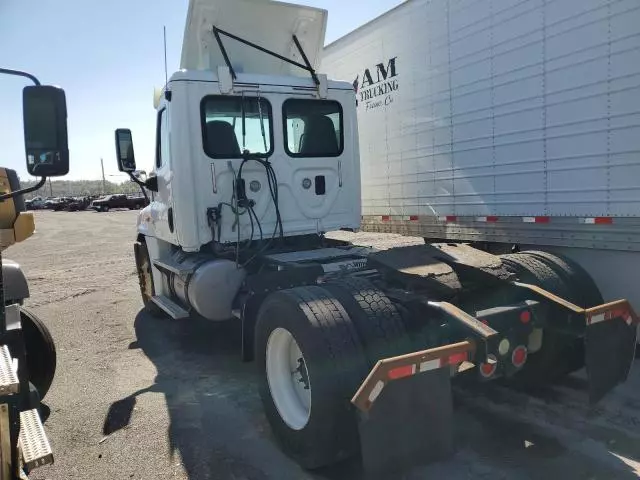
[
  {"left": 255, "top": 286, "right": 367, "bottom": 469},
  {"left": 134, "top": 240, "right": 163, "bottom": 317},
  {"left": 20, "top": 308, "right": 56, "bottom": 399}
]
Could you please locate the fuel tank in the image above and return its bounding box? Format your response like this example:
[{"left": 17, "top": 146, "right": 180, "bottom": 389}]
[{"left": 170, "top": 256, "right": 246, "bottom": 321}]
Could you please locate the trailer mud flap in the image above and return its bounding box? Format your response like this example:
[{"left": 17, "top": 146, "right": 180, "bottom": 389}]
[
  {"left": 357, "top": 368, "right": 453, "bottom": 479},
  {"left": 513, "top": 284, "right": 639, "bottom": 402},
  {"left": 351, "top": 341, "right": 473, "bottom": 478},
  {"left": 585, "top": 314, "right": 637, "bottom": 404}
]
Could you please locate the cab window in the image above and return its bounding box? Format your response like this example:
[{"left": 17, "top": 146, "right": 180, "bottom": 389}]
[
  {"left": 156, "top": 108, "right": 166, "bottom": 168},
  {"left": 283, "top": 99, "right": 343, "bottom": 157},
  {"left": 201, "top": 96, "right": 273, "bottom": 158}
]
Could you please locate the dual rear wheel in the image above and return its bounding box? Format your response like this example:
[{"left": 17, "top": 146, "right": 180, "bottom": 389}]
[{"left": 255, "top": 280, "right": 409, "bottom": 469}]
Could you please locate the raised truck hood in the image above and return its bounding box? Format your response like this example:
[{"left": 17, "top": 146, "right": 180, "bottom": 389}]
[{"left": 181, "top": 0, "right": 327, "bottom": 75}]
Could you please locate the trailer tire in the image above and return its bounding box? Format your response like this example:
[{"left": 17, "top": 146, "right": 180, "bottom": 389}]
[
  {"left": 324, "top": 277, "right": 410, "bottom": 366},
  {"left": 134, "top": 240, "right": 163, "bottom": 317},
  {"left": 500, "top": 253, "right": 583, "bottom": 383},
  {"left": 255, "top": 286, "right": 367, "bottom": 469},
  {"left": 20, "top": 308, "right": 56, "bottom": 399}
]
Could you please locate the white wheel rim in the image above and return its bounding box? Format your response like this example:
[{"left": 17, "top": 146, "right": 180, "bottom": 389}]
[{"left": 266, "top": 327, "right": 311, "bottom": 430}]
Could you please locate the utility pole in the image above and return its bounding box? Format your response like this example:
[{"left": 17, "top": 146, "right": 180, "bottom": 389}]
[{"left": 100, "top": 158, "right": 106, "bottom": 194}]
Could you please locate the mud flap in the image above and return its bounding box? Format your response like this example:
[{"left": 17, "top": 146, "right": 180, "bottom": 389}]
[
  {"left": 586, "top": 318, "right": 637, "bottom": 403},
  {"left": 357, "top": 368, "right": 454, "bottom": 479}
]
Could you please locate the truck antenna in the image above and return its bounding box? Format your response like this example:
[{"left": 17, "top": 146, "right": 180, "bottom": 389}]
[{"left": 163, "top": 25, "right": 168, "bottom": 87}]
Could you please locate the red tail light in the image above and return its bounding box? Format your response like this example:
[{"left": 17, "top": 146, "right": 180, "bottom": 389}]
[
  {"left": 479, "top": 355, "right": 498, "bottom": 378},
  {"left": 512, "top": 346, "right": 528, "bottom": 368}
]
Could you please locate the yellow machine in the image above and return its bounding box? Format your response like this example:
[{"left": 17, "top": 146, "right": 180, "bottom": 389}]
[{"left": 0, "top": 169, "right": 35, "bottom": 250}]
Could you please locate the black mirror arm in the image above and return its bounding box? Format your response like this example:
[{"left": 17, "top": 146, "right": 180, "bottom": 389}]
[
  {"left": 127, "top": 172, "right": 149, "bottom": 201},
  {"left": 0, "top": 68, "right": 40, "bottom": 86},
  {"left": 0, "top": 176, "right": 47, "bottom": 202}
]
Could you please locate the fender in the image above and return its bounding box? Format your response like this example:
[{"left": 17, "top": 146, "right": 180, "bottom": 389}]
[{"left": 2, "top": 259, "right": 29, "bottom": 303}]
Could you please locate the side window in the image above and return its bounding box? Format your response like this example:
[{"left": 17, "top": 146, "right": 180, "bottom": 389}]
[
  {"left": 283, "top": 99, "right": 343, "bottom": 157},
  {"left": 155, "top": 109, "right": 166, "bottom": 168},
  {"left": 201, "top": 96, "right": 273, "bottom": 159}
]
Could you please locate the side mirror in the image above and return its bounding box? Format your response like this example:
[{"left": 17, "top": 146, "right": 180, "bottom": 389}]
[
  {"left": 115, "top": 129, "right": 137, "bottom": 172},
  {"left": 23, "top": 85, "right": 69, "bottom": 177}
]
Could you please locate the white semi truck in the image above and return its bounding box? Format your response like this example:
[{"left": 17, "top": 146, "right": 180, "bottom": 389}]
[
  {"left": 322, "top": 0, "right": 640, "bottom": 314},
  {"left": 115, "top": 0, "right": 639, "bottom": 476}
]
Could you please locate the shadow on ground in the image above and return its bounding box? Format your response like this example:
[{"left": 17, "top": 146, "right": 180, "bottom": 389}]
[
  {"left": 104, "top": 310, "right": 354, "bottom": 480},
  {"left": 104, "top": 310, "right": 640, "bottom": 480}
]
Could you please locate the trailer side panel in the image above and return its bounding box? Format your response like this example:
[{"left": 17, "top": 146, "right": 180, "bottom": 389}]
[{"left": 322, "top": 0, "right": 640, "bottom": 248}]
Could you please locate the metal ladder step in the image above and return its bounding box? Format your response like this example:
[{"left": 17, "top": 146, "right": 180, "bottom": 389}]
[
  {"left": 19, "top": 408, "right": 53, "bottom": 470},
  {"left": 0, "top": 345, "right": 19, "bottom": 395},
  {"left": 152, "top": 258, "right": 195, "bottom": 276},
  {"left": 151, "top": 295, "right": 190, "bottom": 320}
]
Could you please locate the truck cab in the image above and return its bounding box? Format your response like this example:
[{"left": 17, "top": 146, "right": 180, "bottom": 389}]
[
  {"left": 142, "top": 68, "right": 360, "bottom": 252},
  {"left": 115, "top": 0, "right": 363, "bottom": 323}
]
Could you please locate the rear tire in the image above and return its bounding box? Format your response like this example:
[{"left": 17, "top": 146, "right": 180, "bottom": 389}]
[
  {"left": 324, "top": 277, "right": 410, "bottom": 366},
  {"left": 500, "top": 252, "right": 592, "bottom": 383},
  {"left": 521, "top": 251, "right": 603, "bottom": 307},
  {"left": 20, "top": 308, "right": 56, "bottom": 399},
  {"left": 255, "top": 286, "right": 367, "bottom": 469}
]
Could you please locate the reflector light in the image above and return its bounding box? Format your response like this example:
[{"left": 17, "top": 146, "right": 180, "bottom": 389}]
[
  {"left": 520, "top": 310, "right": 531, "bottom": 324},
  {"left": 388, "top": 365, "right": 414, "bottom": 380},
  {"left": 610, "top": 308, "right": 630, "bottom": 322},
  {"left": 447, "top": 351, "right": 468, "bottom": 365},
  {"left": 479, "top": 355, "right": 497, "bottom": 378},
  {"left": 512, "top": 346, "right": 528, "bottom": 368}
]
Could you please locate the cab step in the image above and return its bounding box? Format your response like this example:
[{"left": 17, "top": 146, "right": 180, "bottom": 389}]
[
  {"left": 152, "top": 257, "right": 195, "bottom": 277},
  {"left": 151, "top": 295, "right": 189, "bottom": 319},
  {"left": 19, "top": 408, "right": 53, "bottom": 470},
  {"left": 0, "top": 344, "right": 19, "bottom": 395}
]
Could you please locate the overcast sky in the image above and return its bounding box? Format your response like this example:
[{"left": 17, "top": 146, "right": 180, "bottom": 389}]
[{"left": 0, "top": 0, "right": 403, "bottom": 181}]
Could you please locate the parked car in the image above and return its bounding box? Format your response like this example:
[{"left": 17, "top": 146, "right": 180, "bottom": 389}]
[
  {"left": 66, "top": 196, "right": 91, "bottom": 211},
  {"left": 127, "top": 195, "right": 149, "bottom": 210},
  {"left": 44, "top": 198, "right": 61, "bottom": 210},
  {"left": 91, "top": 194, "right": 147, "bottom": 212},
  {"left": 52, "top": 197, "right": 74, "bottom": 211},
  {"left": 26, "top": 197, "right": 45, "bottom": 210}
]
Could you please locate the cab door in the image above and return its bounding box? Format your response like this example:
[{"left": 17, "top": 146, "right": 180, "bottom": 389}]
[
  {"left": 150, "top": 102, "right": 177, "bottom": 244},
  {"left": 273, "top": 96, "right": 355, "bottom": 233}
]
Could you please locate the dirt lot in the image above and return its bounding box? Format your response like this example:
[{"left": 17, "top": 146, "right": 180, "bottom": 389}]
[{"left": 8, "top": 210, "right": 640, "bottom": 479}]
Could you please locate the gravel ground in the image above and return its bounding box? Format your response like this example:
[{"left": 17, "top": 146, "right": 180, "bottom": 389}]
[{"left": 7, "top": 210, "right": 640, "bottom": 479}]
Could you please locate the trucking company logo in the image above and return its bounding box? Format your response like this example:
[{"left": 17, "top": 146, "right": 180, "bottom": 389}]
[{"left": 353, "top": 57, "right": 398, "bottom": 112}]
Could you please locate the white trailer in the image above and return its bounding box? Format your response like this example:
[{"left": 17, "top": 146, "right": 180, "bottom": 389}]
[
  {"left": 114, "top": 0, "right": 639, "bottom": 476},
  {"left": 322, "top": 0, "right": 640, "bottom": 310}
]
